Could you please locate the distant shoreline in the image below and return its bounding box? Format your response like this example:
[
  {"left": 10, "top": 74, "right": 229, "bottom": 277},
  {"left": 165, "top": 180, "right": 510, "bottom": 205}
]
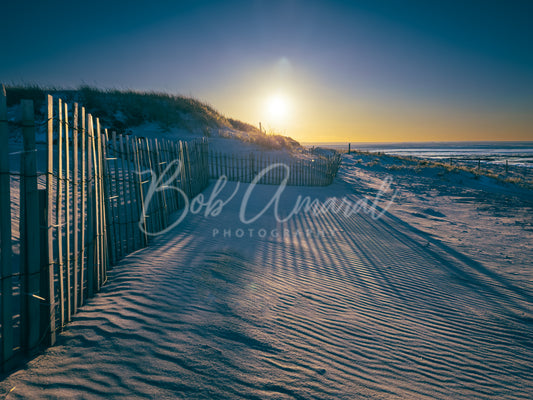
[
  {"left": 302, "top": 140, "right": 533, "bottom": 146},
  {"left": 303, "top": 141, "right": 533, "bottom": 168}
]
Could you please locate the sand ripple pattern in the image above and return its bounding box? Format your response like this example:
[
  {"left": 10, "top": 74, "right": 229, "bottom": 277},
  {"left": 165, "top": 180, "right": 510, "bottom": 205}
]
[{"left": 1, "top": 181, "right": 531, "bottom": 399}]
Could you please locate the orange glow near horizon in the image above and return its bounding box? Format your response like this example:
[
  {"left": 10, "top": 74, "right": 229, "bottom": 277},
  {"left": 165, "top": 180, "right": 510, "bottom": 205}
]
[
  {"left": 205, "top": 58, "right": 532, "bottom": 144},
  {"left": 216, "top": 93, "right": 533, "bottom": 144}
]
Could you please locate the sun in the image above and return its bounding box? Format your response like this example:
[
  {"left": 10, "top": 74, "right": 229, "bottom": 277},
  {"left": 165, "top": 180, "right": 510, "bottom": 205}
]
[{"left": 266, "top": 93, "right": 291, "bottom": 124}]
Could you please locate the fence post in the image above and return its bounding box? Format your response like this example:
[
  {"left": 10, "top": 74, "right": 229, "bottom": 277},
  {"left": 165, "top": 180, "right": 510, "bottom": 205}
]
[
  {"left": 0, "top": 84, "right": 14, "bottom": 371},
  {"left": 20, "top": 99, "right": 41, "bottom": 355}
]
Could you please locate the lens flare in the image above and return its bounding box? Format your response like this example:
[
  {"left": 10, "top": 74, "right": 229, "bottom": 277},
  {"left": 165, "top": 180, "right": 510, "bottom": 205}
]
[{"left": 266, "top": 94, "right": 290, "bottom": 123}]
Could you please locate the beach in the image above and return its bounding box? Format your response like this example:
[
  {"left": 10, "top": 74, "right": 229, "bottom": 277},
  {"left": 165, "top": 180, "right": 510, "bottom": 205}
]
[
  {"left": 3, "top": 1, "right": 533, "bottom": 397},
  {"left": 1, "top": 146, "right": 531, "bottom": 399}
]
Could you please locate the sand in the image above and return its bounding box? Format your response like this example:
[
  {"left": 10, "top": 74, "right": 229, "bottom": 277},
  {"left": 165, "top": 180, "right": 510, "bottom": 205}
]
[{"left": 1, "top": 150, "right": 531, "bottom": 399}]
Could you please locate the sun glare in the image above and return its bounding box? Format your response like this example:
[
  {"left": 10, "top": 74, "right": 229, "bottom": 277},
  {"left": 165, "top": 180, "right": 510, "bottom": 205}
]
[{"left": 266, "top": 94, "right": 290, "bottom": 123}]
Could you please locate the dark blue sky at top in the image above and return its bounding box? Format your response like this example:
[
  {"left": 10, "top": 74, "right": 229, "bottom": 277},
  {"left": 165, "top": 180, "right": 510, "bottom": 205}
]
[{"left": 1, "top": 0, "right": 532, "bottom": 139}]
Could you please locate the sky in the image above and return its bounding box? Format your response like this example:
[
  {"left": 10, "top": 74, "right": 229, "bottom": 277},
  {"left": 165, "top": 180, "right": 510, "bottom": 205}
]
[{"left": 1, "top": 0, "right": 532, "bottom": 143}]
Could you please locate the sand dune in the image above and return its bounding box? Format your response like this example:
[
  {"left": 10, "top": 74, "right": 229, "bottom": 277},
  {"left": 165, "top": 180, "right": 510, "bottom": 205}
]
[{"left": 1, "top": 161, "right": 531, "bottom": 399}]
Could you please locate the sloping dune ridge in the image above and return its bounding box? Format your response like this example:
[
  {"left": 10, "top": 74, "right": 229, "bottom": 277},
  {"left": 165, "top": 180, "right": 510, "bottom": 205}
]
[{"left": 1, "top": 166, "right": 531, "bottom": 399}]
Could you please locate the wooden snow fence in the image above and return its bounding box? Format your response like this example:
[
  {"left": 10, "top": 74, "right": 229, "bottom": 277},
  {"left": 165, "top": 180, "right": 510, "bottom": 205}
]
[
  {"left": 208, "top": 150, "right": 342, "bottom": 186},
  {"left": 0, "top": 89, "right": 209, "bottom": 373}
]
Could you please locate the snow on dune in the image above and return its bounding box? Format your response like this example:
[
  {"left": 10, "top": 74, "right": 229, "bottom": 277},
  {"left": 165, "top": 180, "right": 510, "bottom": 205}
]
[
  {"left": 1, "top": 155, "right": 532, "bottom": 399},
  {"left": 340, "top": 152, "right": 533, "bottom": 289}
]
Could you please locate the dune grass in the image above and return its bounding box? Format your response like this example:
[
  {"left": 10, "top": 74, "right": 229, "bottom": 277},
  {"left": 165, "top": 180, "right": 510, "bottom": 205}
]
[
  {"left": 351, "top": 150, "right": 533, "bottom": 189},
  {"left": 4, "top": 85, "right": 300, "bottom": 150}
]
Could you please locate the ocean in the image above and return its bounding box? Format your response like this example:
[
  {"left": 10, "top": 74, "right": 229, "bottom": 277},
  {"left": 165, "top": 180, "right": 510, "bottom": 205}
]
[{"left": 303, "top": 141, "right": 533, "bottom": 168}]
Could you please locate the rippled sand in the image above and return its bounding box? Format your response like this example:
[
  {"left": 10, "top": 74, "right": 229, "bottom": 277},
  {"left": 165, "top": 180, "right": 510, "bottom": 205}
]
[{"left": 1, "top": 174, "right": 531, "bottom": 399}]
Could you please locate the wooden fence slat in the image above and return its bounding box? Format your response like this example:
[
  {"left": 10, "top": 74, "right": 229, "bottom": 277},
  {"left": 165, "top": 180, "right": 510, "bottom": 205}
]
[
  {"left": 212, "top": 150, "right": 215, "bottom": 178},
  {"left": 92, "top": 120, "right": 100, "bottom": 292},
  {"left": 142, "top": 138, "right": 154, "bottom": 234},
  {"left": 20, "top": 100, "right": 41, "bottom": 354},
  {"left": 173, "top": 142, "right": 180, "bottom": 209},
  {"left": 153, "top": 139, "right": 165, "bottom": 232},
  {"left": 45, "top": 94, "right": 56, "bottom": 346},
  {"left": 153, "top": 140, "right": 163, "bottom": 233},
  {"left": 249, "top": 153, "right": 253, "bottom": 182},
  {"left": 119, "top": 134, "right": 133, "bottom": 254},
  {"left": 215, "top": 150, "right": 219, "bottom": 179},
  {"left": 189, "top": 144, "right": 196, "bottom": 194},
  {"left": 173, "top": 140, "right": 181, "bottom": 206},
  {"left": 224, "top": 153, "right": 228, "bottom": 180},
  {"left": 178, "top": 141, "right": 186, "bottom": 198},
  {"left": 56, "top": 98, "right": 65, "bottom": 328},
  {"left": 0, "top": 84, "right": 13, "bottom": 370},
  {"left": 124, "top": 136, "right": 138, "bottom": 249},
  {"left": 203, "top": 143, "right": 207, "bottom": 185},
  {"left": 185, "top": 142, "right": 193, "bottom": 197},
  {"left": 101, "top": 130, "right": 110, "bottom": 271},
  {"left": 111, "top": 132, "right": 123, "bottom": 259},
  {"left": 170, "top": 142, "right": 176, "bottom": 208},
  {"left": 139, "top": 138, "right": 149, "bottom": 234},
  {"left": 80, "top": 107, "right": 86, "bottom": 306},
  {"left": 94, "top": 119, "right": 102, "bottom": 290},
  {"left": 211, "top": 150, "right": 214, "bottom": 179},
  {"left": 72, "top": 103, "right": 79, "bottom": 315},
  {"left": 134, "top": 138, "right": 148, "bottom": 245},
  {"left": 154, "top": 140, "right": 163, "bottom": 233},
  {"left": 102, "top": 129, "right": 116, "bottom": 266},
  {"left": 240, "top": 155, "right": 244, "bottom": 182},
  {"left": 219, "top": 151, "right": 223, "bottom": 178},
  {"left": 212, "top": 150, "right": 215, "bottom": 179},
  {"left": 231, "top": 153, "right": 235, "bottom": 181},
  {"left": 38, "top": 189, "right": 48, "bottom": 344},
  {"left": 163, "top": 140, "right": 176, "bottom": 211},
  {"left": 96, "top": 119, "right": 106, "bottom": 287},
  {"left": 169, "top": 140, "right": 176, "bottom": 208},
  {"left": 86, "top": 114, "right": 95, "bottom": 298},
  {"left": 180, "top": 144, "right": 185, "bottom": 183},
  {"left": 64, "top": 102, "right": 71, "bottom": 322}
]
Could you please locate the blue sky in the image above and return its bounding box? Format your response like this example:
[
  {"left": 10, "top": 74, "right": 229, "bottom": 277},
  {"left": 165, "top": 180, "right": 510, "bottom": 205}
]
[{"left": 1, "top": 0, "right": 532, "bottom": 141}]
